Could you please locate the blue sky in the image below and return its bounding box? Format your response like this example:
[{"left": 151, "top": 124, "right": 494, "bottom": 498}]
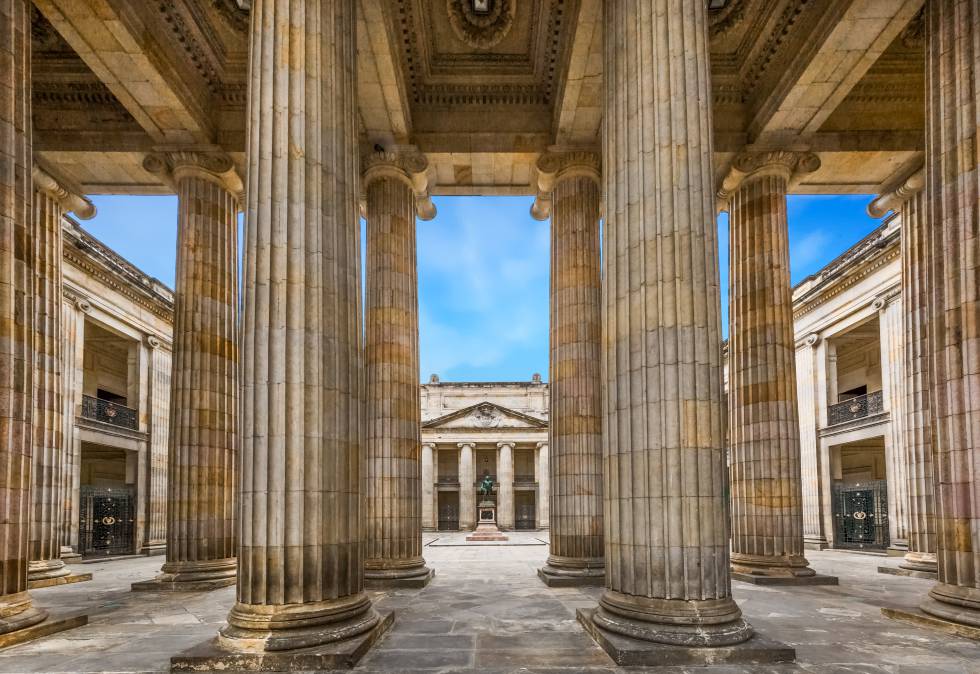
[{"left": 83, "top": 193, "right": 885, "bottom": 382}]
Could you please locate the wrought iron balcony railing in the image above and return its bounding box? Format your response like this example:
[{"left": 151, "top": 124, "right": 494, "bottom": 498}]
[
  {"left": 81, "top": 395, "right": 138, "bottom": 430},
  {"left": 828, "top": 390, "right": 884, "bottom": 427}
]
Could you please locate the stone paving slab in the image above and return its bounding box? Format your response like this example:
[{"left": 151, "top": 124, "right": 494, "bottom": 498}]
[{"left": 0, "top": 550, "right": 975, "bottom": 672}]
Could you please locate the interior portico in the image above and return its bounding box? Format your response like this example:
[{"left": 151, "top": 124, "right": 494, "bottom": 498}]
[{"left": 2, "top": 0, "right": 978, "bottom": 669}]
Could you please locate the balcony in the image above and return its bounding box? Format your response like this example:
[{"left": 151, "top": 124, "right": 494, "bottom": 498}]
[
  {"left": 81, "top": 395, "right": 138, "bottom": 431},
  {"left": 828, "top": 390, "right": 884, "bottom": 427}
]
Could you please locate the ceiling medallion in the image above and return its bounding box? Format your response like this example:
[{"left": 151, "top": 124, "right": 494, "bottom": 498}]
[{"left": 447, "top": 0, "right": 516, "bottom": 49}]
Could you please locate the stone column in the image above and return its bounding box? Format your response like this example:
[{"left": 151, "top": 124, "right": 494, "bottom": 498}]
[
  {"left": 184, "top": 0, "right": 390, "bottom": 663},
  {"left": 133, "top": 151, "right": 242, "bottom": 591},
  {"left": 533, "top": 151, "right": 604, "bottom": 586},
  {"left": 888, "top": 0, "right": 980, "bottom": 632},
  {"left": 421, "top": 443, "right": 435, "bottom": 531},
  {"left": 458, "top": 442, "right": 476, "bottom": 530},
  {"left": 496, "top": 442, "right": 515, "bottom": 529},
  {"left": 869, "top": 172, "right": 937, "bottom": 577},
  {"left": 362, "top": 149, "right": 433, "bottom": 588},
  {"left": 718, "top": 151, "right": 835, "bottom": 586},
  {"left": 0, "top": 0, "right": 45, "bottom": 636},
  {"left": 28, "top": 167, "right": 95, "bottom": 588},
  {"left": 59, "top": 295, "right": 84, "bottom": 562},
  {"left": 798, "top": 334, "right": 829, "bottom": 550},
  {"left": 536, "top": 441, "right": 549, "bottom": 530},
  {"left": 141, "top": 336, "right": 170, "bottom": 556},
  {"left": 580, "top": 1, "right": 776, "bottom": 661}
]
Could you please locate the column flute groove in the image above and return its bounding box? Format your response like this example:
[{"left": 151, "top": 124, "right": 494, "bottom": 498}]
[
  {"left": 720, "top": 151, "right": 835, "bottom": 586},
  {"left": 577, "top": 2, "right": 794, "bottom": 663},
  {"left": 868, "top": 170, "right": 937, "bottom": 577},
  {"left": 534, "top": 151, "right": 604, "bottom": 587},
  {"left": 133, "top": 151, "right": 241, "bottom": 592},
  {"left": 362, "top": 149, "right": 433, "bottom": 588},
  {"left": 28, "top": 167, "right": 95, "bottom": 588},
  {"left": 174, "top": 0, "right": 392, "bottom": 664}
]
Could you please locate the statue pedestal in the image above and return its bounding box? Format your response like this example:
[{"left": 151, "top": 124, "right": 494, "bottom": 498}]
[{"left": 466, "top": 501, "right": 508, "bottom": 542}]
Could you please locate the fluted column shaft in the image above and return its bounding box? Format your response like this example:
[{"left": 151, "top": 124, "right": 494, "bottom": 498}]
[
  {"left": 496, "top": 442, "right": 514, "bottom": 529},
  {"left": 219, "top": 0, "right": 379, "bottom": 651},
  {"left": 539, "top": 158, "right": 603, "bottom": 584},
  {"left": 0, "top": 0, "right": 46, "bottom": 634},
  {"left": 879, "top": 295, "right": 910, "bottom": 552},
  {"left": 536, "top": 442, "right": 549, "bottom": 529},
  {"left": 458, "top": 443, "right": 475, "bottom": 529},
  {"left": 135, "top": 153, "right": 241, "bottom": 591},
  {"left": 363, "top": 156, "right": 430, "bottom": 585},
  {"left": 727, "top": 158, "right": 817, "bottom": 580},
  {"left": 421, "top": 443, "right": 435, "bottom": 530},
  {"left": 919, "top": 0, "right": 980, "bottom": 628},
  {"left": 28, "top": 178, "right": 70, "bottom": 582},
  {"left": 901, "top": 188, "right": 937, "bottom": 572},
  {"left": 592, "top": 0, "right": 752, "bottom": 647}
]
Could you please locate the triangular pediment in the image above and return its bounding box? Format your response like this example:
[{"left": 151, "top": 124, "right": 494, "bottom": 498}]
[{"left": 423, "top": 402, "right": 547, "bottom": 430}]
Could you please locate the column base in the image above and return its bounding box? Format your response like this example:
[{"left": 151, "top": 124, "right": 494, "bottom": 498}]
[
  {"left": 537, "top": 555, "right": 604, "bottom": 587},
  {"left": 0, "top": 593, "right": 87, "bottom": 649},
  {"left": 172, "top": 610, "right": 393, "bottom": 671},
  {"left": 803, "top": 536, "right": 829, "bottom": 551},
  {"left": 141, "top": 541, "right": 167, "bottom": 557},
  {"left": 900, "top": 551, "right": 938, "bottom": 575},
  {"left": 60, "top": 547, "right": 82, "bottom": 564},
  {"left": 363, "top": 561, "right": 434, "bottom": 590},
  {"left": 576, "top": 608, "right": 794, "bottom": 666},
  {"left": 592, "top": 590, "right": 754, "bottom": 648},
  {"left": 877, "top": 566, "right": 938, "bottom": 581},
  {"left": 730, "top": 553, "right": 836, "bottom": 585},
  {"left": 27, "top": 559, "right": 72, "bottom": 583},
  {"left": 132, "top": 558, "right": 237, "bottom": 592}
]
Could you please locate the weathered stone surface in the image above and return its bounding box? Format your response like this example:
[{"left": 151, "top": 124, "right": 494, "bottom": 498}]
[
  {"left": 0, "top": 0, "right": 47, "bottom": 638},
  {"left": 363, "top": 152, "right": 431, "bottom": 587},
  {"left": 917, "top": 0, "right": 980, "bottom": 631},
  {"left": 215, "top": 0, "right": 383, "bottom": 655},
  {"left": 537, "top": 152, "right": 603, "bottom": 587},
  {"left": 132, "top": 151, "right": 241, "bottom": 593},
  {"left": 724, "top": 151, "right": 831, "bottom": 584},
  {"left": 594, "top": 0, "right": 753, "bottom": 650}
]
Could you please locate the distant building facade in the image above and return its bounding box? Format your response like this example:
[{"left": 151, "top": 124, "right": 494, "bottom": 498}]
[
  {"left": 420, "top": 376, "right": 550, "bottom": 532},
  {"left": 61, "top": 219, "right": 173, "bottom": 559}
]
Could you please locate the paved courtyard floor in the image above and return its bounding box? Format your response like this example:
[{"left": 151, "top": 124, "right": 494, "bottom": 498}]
[{"left": 1, "top": 534, "right": 978, "bottom": 672}]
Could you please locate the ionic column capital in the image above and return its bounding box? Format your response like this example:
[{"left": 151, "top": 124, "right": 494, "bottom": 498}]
[
  {"left": 457, "top": 442, "right": 475, "bottom": 450},
  {"left": 496, "top": 441, "right": 515, "bottom": 450},
  {"left": 531, "top": 149, "right": 601, "bottom": 221},
  {"left": 867, "top": 165, "right": 925, "bottom": 218},
  {"left": 536, "top": 441, "right": 548, "bottom": 449},
  {"left": 716, "top": 150, "right": 820, "bottom": 213},
  {"left": 143, "top": 149, "right": 244, "bottom": 199},
  {"left": 361, "top": 147, "right": 436, "bottom": 221},
  {"left": 32, "top": 165, "right": 96, "bottom": 220},
  {"left": 421, "top": 442, "right": 437, "bottom": 450}
]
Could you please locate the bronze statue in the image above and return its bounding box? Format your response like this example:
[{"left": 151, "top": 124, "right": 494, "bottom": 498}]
[{"left": 479, "top": 473, "right": 495, "bottom": 498}]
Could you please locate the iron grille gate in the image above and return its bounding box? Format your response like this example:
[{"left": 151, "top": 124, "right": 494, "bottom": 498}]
[
  {"left": 515, "top": 503, "right": 536, "bottom": 530},
  {"left": 832, "top": 480, "right": 889, "bottom": 549},
  {"left": 80, "top": 485, "right": 135, "bottom": 557},
  {"left": 438, "top": 502, "right": 459, "bottom": 531}
]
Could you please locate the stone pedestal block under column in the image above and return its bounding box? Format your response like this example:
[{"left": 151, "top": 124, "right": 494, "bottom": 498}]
[
  {"left": 0, "top": 0, "right": 88, "bottom": 645},
  {"left": 532, "top": 151, "right": 604, "bottom": 588},
  {"left": 883, "top": 0, "right": 980, "bottom": 638},
  {"left": 580, "top": 0, "right": 793, "bottom": 665},
  {"left": 362, "top": 149, "right": 433, "bottom": 589},
  {"left": 720, "top": 151, "right": 836, "bottom": 587},
  {"left": 132, "top": 151, "right": 242, "bottom": 592},
  {"left": 170, "top": 0, "right": 390, "bottom": 668}
]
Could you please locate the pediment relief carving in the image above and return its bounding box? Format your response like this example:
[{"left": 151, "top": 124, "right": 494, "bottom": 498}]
[{"left": 424, "top": 402, "right": 547, "bottom": 430}]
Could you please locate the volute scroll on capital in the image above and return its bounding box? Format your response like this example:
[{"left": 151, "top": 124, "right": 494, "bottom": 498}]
[
  {"left": 715, "top": 150, "right": 820, "bottom": 213},
  {"left": 531, "top": 150, "right": 602, "bottom": 221},
  {"left": 32, "top": 164, "right": 96, "bottom": 220},
  {"left": 142, "top": 149, "right": 244, "bottom": 199},
  {"left": 866, "top": 165, "right": 924, "bottom": 218},
  {"left": 360, "top": 148, "right": 437, "bottom": 221}
]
